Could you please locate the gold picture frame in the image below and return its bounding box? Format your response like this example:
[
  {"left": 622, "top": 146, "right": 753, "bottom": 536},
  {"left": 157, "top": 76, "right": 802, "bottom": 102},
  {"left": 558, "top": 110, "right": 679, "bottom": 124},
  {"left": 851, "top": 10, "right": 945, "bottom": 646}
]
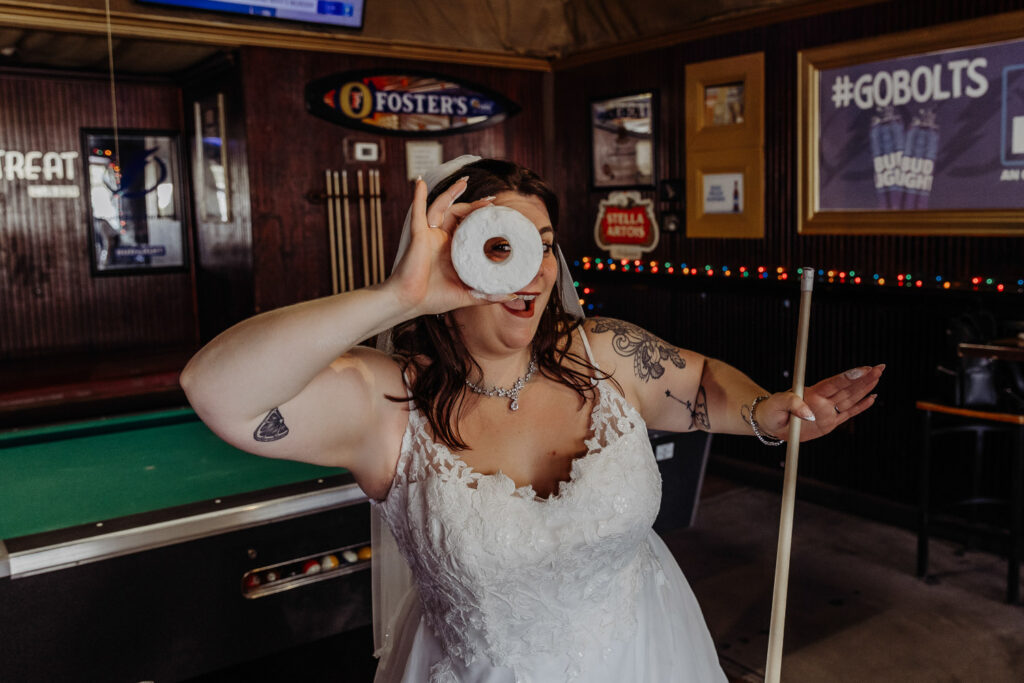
[
  {"left": 685, "top": 52, "right": 764, "bottom": 238},
  {"left": 686, "top": 148, "right": 764, "bottom": 238},
  {"left": 798, "top": 11, "right": 1024, "bottom": 235},
  {"left": 686, "top": 52, "right": 764, "bottom": 152}
]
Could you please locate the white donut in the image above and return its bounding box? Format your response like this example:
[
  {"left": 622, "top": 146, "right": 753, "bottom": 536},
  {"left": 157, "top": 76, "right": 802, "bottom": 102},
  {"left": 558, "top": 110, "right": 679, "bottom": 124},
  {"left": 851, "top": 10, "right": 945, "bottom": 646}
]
[{"left": 450, "top": 205, "right": 543, "bottom": 296}]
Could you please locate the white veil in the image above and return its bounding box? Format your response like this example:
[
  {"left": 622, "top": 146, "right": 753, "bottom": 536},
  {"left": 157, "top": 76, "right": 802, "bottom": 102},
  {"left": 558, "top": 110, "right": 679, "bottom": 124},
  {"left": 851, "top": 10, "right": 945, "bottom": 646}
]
[{"left": 370, "top": 155, "right": 583, "bottom": 669}]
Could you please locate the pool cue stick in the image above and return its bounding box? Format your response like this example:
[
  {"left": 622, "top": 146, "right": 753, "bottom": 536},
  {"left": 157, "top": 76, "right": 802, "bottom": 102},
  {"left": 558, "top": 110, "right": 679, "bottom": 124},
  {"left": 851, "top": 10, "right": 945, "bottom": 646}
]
[
  {"left": 357, "top": 170, "right": 369, "bottom": 287},
  {"left": 342, "top": 170, "right": 354, "bottom": 291},
  {"left": 373, "top": 170, "right": 385, "bottom": 282},
  {"left": 325, "top": 170, "right": 339, "bottom": 294},
  {"left": 368, "top": 169, "right": 379, "bottom": 285},
  {"left": 332, "top": 170, "right": 345, "bottom": 292},
  {"left": 765, "top": 266, "right": 815, "bottom": 683}
]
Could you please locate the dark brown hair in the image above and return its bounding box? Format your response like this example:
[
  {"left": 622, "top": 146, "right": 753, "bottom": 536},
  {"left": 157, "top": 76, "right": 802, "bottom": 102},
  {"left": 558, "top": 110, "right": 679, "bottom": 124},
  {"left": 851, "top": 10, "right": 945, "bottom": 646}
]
[{"left": 387, "top": 159, "right": 609, "bottom": 450}]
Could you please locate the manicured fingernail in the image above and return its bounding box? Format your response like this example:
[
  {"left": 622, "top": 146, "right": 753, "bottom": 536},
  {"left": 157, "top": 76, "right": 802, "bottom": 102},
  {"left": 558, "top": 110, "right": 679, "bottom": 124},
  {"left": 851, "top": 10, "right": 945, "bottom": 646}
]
[
  {"left": 449, "top": 186, "right": 467, "bottom": 206},
  {"left": 870, "top": 393, "right": 878, "bottom": 400},
  {"left": 876, "top": 363, "right": 886, "bottom": 371},
  {"left": 457, "top": 175, "right": 469, "bottom": 183},
  {"left": 844, "top": 367, "right": 865, "bottom": 380},
  {"left": 801, "top": 410, "right": 816, "bottom": 421},
  {"left": 481, "top": 195, "right": 497, "bottom": 202},
  {"left": 415, "top": 175, "right": 422, "bottom": 183}
]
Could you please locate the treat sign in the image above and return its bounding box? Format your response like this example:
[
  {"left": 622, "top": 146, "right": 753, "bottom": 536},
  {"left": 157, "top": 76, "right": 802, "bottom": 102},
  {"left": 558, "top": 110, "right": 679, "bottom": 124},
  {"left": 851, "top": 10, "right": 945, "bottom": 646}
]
[
  {"left": 594, "top": 191, "right": 660, "bottom": 259},
  {"left": 305, "top": 69, "right": 520, "bottom": 137}
]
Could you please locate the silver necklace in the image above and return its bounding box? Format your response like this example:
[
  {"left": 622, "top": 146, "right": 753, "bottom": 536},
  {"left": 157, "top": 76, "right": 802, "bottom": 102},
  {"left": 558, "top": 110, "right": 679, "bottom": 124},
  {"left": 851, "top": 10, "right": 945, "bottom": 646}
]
[{"left": 465, "top": 354, "right": 537, "bottom": 411}]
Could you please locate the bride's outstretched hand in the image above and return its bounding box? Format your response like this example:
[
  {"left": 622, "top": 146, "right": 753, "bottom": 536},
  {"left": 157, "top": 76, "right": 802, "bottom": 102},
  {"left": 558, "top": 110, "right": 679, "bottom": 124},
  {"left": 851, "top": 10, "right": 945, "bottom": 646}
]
[
  {"left": 755, "top": 364, "right": 885, "bottom": 442},
  {"left": 386, "top": 176, "right": 498, "bottom": 316}
]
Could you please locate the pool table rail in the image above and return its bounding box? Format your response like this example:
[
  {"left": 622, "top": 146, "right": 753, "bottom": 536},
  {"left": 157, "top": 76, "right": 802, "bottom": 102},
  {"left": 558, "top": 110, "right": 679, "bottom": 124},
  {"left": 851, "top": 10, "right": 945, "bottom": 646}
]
[{"left": 0, "top": 478, "right": 368, "bottom": 580}]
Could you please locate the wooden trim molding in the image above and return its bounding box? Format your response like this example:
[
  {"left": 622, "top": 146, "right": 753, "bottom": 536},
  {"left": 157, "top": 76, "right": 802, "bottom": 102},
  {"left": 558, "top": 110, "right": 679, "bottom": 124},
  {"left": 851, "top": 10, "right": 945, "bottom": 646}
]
[
  {"left": 0, "top": 1, "right": 551, "bottom": 72},
  {"left": 551, "top": 0, "right": 886, "bottom": 71}
]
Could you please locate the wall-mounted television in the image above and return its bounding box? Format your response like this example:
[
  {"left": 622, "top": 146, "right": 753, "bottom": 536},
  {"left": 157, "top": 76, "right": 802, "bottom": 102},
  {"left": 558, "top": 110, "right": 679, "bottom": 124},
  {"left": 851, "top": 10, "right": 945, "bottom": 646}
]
[{"left": 138, "top": 0, "right": 365, "bottom": 30}]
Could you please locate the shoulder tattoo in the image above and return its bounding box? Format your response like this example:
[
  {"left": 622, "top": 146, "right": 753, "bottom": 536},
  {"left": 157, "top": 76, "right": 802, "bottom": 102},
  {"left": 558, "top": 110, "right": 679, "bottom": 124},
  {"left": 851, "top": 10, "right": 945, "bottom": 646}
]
[
  {"left": 666, "top": 385, "right": 710, "bottom": 431},
  {"left": 590, "top": 318, "right": 685, "bottom": 382},
  {"left": 254, "top": 407, "right": 289, "bottom": 442}
]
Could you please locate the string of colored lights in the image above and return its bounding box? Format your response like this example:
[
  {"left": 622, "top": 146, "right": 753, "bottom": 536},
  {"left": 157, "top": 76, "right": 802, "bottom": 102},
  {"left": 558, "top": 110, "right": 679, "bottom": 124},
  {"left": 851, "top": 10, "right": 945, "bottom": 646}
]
[{"left": 573, "top": 257, "right": 1024, "bottom": 294}]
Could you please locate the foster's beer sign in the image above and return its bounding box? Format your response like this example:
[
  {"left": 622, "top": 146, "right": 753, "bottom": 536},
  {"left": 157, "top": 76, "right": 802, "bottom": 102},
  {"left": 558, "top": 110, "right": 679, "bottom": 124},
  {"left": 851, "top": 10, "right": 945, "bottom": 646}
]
[{"left": 306, "top": 69, "right": 520, "bottom": 137}]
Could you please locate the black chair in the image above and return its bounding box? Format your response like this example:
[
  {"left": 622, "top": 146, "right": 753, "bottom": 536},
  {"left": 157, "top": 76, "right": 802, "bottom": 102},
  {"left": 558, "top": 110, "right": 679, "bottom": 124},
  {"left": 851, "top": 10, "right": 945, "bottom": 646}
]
[{"left": 916, "top": 400, "right": 1024, "bottom": 604}]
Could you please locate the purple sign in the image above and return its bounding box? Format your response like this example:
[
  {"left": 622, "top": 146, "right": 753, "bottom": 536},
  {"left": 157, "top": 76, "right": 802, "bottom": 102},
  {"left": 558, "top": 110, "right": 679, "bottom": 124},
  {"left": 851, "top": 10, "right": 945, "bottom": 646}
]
[{"left": 818, "top": 38, "right": 1024, "bottom": 210}]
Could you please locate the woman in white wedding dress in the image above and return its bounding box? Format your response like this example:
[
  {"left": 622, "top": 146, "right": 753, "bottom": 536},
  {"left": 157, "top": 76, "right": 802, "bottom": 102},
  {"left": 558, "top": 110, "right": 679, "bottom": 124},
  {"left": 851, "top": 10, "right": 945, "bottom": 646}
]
[{"left": 181, "top": 157, "right": 882, "bottom": 682}]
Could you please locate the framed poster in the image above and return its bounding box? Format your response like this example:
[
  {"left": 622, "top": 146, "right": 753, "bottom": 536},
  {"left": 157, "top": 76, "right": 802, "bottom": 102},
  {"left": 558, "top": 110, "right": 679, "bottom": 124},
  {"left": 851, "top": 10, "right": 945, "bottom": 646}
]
[
  {"left": 590, "top": 91, "right": 656, "bottom": 189},
  {"left": 798, "top": 12, "right": 1024, "bottom": 235},
  {"left": 82, "top": 129, "right": 188, "bottom": 275},
  {"left": 685, "top": 53, "right": 764, "bottom": 238}
]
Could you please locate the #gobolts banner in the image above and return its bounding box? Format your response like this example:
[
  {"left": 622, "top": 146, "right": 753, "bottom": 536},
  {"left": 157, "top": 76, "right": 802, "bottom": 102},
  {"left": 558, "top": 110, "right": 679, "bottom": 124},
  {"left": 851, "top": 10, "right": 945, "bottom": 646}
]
[{"left": 818, "top": 37, "right": 1024, "bottom": 211}]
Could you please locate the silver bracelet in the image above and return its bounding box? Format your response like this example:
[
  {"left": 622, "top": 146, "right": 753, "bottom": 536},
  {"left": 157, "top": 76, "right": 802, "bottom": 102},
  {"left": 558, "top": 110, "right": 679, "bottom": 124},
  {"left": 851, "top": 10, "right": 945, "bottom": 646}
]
[{"left": 750, "top": 395, "right": 785, "bottom": 446}]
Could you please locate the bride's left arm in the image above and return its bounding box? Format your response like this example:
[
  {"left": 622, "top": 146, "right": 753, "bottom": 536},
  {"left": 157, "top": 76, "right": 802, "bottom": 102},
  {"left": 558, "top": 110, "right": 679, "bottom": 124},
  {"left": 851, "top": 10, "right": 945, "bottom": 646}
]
[{"left": 583, "top": 317, "right": 883, "bottom": 441}]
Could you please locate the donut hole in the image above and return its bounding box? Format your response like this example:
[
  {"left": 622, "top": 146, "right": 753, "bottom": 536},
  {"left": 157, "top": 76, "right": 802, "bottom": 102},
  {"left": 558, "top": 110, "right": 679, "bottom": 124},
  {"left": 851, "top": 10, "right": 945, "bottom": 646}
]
[{"left": 483, "top": 236, "right": 512, "bottom": 263}]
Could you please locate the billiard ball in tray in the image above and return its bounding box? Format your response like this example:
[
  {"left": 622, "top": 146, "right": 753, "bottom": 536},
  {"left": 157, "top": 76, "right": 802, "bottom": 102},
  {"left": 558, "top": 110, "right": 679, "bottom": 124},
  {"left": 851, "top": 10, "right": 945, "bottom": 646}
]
[{"left": 241, "top": 543, "right": 373, "bottom": 598}]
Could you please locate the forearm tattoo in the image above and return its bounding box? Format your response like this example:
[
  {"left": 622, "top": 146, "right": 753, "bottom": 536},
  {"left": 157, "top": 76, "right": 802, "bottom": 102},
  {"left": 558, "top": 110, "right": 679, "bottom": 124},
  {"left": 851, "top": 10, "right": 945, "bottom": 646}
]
[
  {"left": 590, "top": 318, "right": 685, "bottom": 382},
  {"left": 665, "top": 385, "right": 711, "bottom": 431},
  {"left": 740, "top": 403, "right": 752, "bottom": 427},
  {"left": 254, "top": 407, "right": 289, "bottom": 442}
]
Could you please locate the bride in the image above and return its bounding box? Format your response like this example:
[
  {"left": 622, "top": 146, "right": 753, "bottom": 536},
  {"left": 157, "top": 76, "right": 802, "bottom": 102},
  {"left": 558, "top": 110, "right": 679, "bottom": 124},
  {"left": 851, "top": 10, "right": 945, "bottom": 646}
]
[{"left": 181, "top": 156, "right": 882, "bottom": 682}]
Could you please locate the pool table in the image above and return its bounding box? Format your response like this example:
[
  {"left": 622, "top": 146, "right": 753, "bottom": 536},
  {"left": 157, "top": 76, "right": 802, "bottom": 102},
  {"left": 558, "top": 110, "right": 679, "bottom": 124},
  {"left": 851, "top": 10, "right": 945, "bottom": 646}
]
[{"left": 0, "top": 408, "right": 372, "bottom": 682}]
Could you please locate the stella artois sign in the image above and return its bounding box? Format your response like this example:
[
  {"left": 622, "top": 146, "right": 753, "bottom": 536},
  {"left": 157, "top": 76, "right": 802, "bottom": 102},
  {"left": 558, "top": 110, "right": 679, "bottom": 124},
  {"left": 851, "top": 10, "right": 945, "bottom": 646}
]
[{"left": 594, "top": 191, "right": 660, "bottom": 259}]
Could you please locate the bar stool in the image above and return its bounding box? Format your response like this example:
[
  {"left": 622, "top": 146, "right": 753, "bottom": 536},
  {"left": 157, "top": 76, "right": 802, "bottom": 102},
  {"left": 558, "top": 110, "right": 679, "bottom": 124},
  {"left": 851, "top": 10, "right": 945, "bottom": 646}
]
[{"left": 916, "top": 400, "right": 1024, "bottom": 603}]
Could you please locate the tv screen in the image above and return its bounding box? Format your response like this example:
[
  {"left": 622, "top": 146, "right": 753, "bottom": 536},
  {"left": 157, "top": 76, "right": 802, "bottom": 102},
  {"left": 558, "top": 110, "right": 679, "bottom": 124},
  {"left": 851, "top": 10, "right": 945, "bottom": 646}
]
[{"left": 139, "top": 0, "right": 365, "bottom": 30}]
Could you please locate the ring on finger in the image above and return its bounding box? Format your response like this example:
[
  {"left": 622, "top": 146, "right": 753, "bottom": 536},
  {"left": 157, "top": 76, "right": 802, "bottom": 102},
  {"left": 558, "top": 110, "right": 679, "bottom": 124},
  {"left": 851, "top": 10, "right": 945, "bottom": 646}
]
[{"left": 833, "top": 405, "right": 841, "bottom": 415}]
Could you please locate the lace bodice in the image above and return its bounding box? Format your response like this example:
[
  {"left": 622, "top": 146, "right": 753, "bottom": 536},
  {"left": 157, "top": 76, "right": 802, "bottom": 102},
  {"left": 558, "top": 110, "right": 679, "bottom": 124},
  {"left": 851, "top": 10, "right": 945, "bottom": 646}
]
[{"left": 374, "top": 378, "right": 663, "bottom": 683}]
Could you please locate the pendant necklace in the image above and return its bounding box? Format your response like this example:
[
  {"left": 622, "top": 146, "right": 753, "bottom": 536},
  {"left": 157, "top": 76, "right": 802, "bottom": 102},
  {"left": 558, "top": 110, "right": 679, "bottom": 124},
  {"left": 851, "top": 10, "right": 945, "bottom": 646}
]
[{"left": 465, "top": 354, "right": 537, "bottom": 411}]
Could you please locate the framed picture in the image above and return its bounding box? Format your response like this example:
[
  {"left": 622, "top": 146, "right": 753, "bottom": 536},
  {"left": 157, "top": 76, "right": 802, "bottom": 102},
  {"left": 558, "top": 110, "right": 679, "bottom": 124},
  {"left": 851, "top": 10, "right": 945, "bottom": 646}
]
[
  {"left": 590, "top": 91, "right": 656, "bottom": 189},
  {"left": 685, "top": 53, "right": 764, "bottom": 238},
  {"left": 686, "top": 148, "right": 764, "bottom": 238},
  {"left": 686, "top": 52, "right": 764, "bottom": 153},
  {"left": 798, "top": 11, "right": 1024, "bottom": 235},
  {"left": 193, "top": 93, "right": 231, "bottom": 223},
  {"left": 83, "top": 128, "right": 189, "bottom": 275}
]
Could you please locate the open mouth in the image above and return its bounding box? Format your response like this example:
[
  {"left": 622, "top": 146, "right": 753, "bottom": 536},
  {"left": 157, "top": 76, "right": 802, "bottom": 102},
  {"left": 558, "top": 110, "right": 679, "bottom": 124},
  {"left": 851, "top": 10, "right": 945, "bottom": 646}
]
[{"left": 502, "top": 293, "right": 538, "bottom": 316}]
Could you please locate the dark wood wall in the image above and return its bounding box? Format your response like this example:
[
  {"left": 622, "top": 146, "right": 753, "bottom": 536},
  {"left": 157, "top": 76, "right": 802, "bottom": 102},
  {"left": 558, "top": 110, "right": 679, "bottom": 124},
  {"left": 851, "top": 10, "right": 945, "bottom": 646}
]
[
  {"left": 238, "top": 47, "right": 547, "bottom": 314},
  {"left": 0, "top": 71, "right": 195, "bottom": 360},
  {"left": 554, "top": 0, "right": 1024, "bottom": 517}
]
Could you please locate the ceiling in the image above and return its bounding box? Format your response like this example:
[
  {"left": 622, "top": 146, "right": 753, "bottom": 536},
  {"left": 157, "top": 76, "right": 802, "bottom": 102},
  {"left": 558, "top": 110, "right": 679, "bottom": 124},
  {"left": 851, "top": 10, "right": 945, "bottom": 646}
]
[{"left": 0, "top": 0, "right": 869, "bottom": 75}]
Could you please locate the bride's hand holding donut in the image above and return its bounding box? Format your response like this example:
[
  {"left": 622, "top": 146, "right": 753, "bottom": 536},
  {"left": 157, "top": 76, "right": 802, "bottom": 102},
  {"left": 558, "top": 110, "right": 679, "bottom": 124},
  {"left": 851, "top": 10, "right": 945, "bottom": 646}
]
[{"left": 385, "top": 176, "right": 497, "bottom": 317}]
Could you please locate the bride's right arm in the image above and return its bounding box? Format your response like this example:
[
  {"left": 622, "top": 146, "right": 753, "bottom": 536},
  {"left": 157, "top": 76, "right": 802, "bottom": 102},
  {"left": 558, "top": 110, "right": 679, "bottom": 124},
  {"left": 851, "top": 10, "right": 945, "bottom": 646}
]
[
  {"left": 180, "top": 176, "right": 491, "bottom": 483},
  {"left": 179, "top": 285, "right": 411, "bottom": 471}
]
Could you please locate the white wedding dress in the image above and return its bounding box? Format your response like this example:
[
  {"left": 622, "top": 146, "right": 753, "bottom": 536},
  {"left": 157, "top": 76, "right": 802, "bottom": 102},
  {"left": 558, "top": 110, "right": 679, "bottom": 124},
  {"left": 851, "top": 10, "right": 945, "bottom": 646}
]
[{"left": 373, "top": 341, "right": 727, "bottom": 683}]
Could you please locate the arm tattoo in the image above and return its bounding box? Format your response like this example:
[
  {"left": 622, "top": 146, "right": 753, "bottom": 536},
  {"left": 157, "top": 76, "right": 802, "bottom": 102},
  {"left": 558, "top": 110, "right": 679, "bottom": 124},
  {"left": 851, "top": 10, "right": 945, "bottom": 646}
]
[
  {"left": 665, "top": 386, "right": 711, "bottom": 431},
  {"left": 590, "top": 318, "right": 685, "bottom": 382},
  {"left": 740, "top": 403, "right": 752, "bottom": 427},
  {"left": 254, "top": 407, "right": 289, "bottom": 442}
]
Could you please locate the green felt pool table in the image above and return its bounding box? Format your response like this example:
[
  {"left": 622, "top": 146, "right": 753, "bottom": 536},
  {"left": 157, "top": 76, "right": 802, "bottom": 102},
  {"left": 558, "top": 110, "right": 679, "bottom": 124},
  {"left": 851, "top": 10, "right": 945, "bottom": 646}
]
[{"left": 0, "top": 407, "right": 373, "bottom": 682}]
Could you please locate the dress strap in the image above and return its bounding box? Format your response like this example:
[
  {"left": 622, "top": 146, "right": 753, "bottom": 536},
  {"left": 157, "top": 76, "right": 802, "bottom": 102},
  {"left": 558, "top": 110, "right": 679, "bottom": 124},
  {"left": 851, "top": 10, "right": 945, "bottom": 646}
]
[{"left": 578, "top": 324, "right": 599, "bottom": 379}]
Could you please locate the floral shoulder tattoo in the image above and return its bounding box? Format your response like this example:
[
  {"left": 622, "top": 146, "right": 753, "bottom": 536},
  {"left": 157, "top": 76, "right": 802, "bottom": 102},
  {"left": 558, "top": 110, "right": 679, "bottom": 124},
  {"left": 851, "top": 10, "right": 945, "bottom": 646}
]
[{"left": 589, "top": 318, "right": 686, "bottom": 382}]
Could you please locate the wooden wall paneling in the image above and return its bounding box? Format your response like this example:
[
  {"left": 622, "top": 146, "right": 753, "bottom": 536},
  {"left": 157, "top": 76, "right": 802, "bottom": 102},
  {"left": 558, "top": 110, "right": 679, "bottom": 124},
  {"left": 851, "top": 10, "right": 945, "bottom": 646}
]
[
  {"left": 239, "top": 48, "right": 547, "bottom": 314},
  {"left": 556, "top": 0, "right": 1024, "bottom": 513},
  {"left": 0, "top": 71, "right": 195, "bottom": 360}
]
